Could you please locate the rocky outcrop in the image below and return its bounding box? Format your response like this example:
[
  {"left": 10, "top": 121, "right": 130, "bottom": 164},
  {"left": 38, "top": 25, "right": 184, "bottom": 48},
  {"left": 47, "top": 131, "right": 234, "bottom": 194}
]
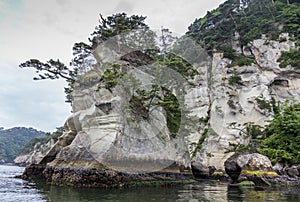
[
  {"left": 237, "top": 153, "right": 274, "bottom": 173},
  {"left": 42, "top": 166, "right": 192, "bottom": 188},
  {"left": 15, "top": 116, "right": 78, "bottom": 167},
  {"left": 224, "top": 153, "right": 300, "bottom": 186},
  {"left": 14, "top": 139, "right": 55, "bottom": 166},
  {"left": 285, "top": 166, "right": 300, "bottom": 178},
  {"left": 39, "top": 116, "right": 78, "bottom": 165},
  {"left": 224, "top": 153, "right": 242, "bottom": 183},
  {"left": 23, "top": 36, "right": 194, "bottom": 186},
  {"left": 191, "top": 162, "right": 214, "bottom": 179},
  {"left": 191, "top": 33, "right": 300, "bottom": 171},
  {"left": 0, "top": 127, "right": 45, "bottom": 163},
  {"left": 22, "top": 32, "right": 300, "bottom": 187},
  {"left": 191, "top": 162, "right": 228, "bottom": 181}
]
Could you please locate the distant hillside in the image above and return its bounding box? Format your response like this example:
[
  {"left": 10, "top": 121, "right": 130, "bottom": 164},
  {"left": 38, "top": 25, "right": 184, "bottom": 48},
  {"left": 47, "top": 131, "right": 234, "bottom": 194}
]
[{"left": 0, "top": 127, "right": 45, "bottom": 163}]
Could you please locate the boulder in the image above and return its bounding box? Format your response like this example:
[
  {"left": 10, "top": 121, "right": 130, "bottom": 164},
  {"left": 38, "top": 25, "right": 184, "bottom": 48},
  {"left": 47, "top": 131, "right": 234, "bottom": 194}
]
[
  {"left": 225, "top": 153, "right": 278, "bottom": 185},
  {"left": 191, "top": 162, "right": 210, "bottom": 179},
  {"left": 224, "top": 153, "right": 242, "bottom": 182},
  {"left": 192, "top": 162, "right": 229, "bottom": 181},
  {"left": 285, "top": 166, "right": 299, "bottom": 178},
  {"left": 273, "top": 162, "right": 284, "bottom": 175},
  {"left": 237, "top": 153, "right": 274, "bottom": 172}
]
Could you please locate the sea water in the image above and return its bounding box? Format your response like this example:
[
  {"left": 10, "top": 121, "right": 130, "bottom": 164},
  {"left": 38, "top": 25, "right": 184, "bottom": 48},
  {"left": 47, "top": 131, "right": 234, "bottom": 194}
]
[{"left": 1, "top": 164, "right": 300, "bottom": 202}]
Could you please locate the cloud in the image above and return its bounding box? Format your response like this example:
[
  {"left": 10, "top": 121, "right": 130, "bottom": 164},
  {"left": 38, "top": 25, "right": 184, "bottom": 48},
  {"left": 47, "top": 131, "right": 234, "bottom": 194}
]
[
  {"left": 113, "top": 1, "right": 134, "bottom": 13},
  {"left": 0, "top": 61, "right": 71, "bottom": 131}
]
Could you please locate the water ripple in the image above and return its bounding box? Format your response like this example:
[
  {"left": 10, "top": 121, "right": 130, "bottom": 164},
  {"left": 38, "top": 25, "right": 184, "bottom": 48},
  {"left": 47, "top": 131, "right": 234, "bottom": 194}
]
[{"left": 0, "top": 165, "right": 46, "bottom": 202}]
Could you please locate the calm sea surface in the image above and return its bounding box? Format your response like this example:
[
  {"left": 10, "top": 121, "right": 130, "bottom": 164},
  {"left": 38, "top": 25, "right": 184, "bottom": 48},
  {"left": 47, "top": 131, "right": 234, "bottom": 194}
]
[{"left": 1, "top": 164, "right": 300, "bottom": 202}]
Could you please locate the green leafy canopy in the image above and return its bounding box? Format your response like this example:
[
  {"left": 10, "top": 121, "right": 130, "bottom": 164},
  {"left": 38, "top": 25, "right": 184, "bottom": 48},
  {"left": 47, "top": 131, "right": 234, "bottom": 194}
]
[
  {"left": 19, "top": 13, "right": 149, "bottom": 103},
  {"left": 260, "top": 102, "right": 300, "bottom": 164}
]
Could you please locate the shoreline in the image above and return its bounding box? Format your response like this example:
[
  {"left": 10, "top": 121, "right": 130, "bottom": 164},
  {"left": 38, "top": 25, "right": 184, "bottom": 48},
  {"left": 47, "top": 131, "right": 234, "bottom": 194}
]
[{"left": 21, "top": 164, "right": 300, "bottom": 189}]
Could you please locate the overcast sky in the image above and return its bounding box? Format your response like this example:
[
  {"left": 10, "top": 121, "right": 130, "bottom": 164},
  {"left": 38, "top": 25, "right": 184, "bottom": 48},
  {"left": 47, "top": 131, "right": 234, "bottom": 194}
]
[{"left": 0, "top": 0, "right": 225, "bottom": 132}]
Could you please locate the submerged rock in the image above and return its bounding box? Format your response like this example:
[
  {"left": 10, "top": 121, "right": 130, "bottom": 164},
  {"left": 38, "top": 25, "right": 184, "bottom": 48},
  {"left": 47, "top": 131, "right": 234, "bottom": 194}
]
[{"left": 224, "top": 153, "right": 300, "bottom": 186}]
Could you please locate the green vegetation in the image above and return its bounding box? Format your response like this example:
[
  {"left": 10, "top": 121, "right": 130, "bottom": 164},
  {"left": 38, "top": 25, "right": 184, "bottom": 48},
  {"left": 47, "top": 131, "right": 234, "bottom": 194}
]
[
  {"left": 129, "top": 84, "right": 159, "bottom": 118},
  {"left": 226, "top": 122, "right": 264, "bottom": 153},
  {"left": 160, "top": 88, "right": 181, "bottom": 138},
  {"left": 0, "top": 127, "right": 45, "bottom": 162},
  {"left": 226, "top": 142, "right": 256, "bottom": 154},
  {"left": 101, "top": 63, "right": 124, "bottom": 91},
  {"left": 277, "top": 49, "right": 300, "bottom": 68},
  {"left": 225, "top": 100, "right": 300, "bottom": 166},
  {"left": 227, "top": 99, "right": 237, "bottom": 109},
  {"left": 18, "top": 127, "right": 63, "bottom": 155},
  {"left": 157, "top": 53, "right": 198, "bottom": 79},
  {"left": 219, "top": 45, "right": 254, "bottom": 67},
  {"left": 260, "top": 102, "right": 300, "bottom": 164},
  {"left": 246, "top": 123, "right": 264, "bottom": 140},
  {"left": 255, "top": 96, "right": 280, "bottom": 115},
  {"left": 192, "top": 128, "right": 209, "bottom": 157},
  {"left": 91, "top": 13, "right": 149, "bottom": 43},
  {"left": 197, "top": 128, "right": 209, "bottom": 148},
  {"left": 255, "top": 95, "right": 273, "bottom": 113},
  {"left": 229, "top": 55, "right": 254, "bottom": 67},
  {"left": 20, "top": 13, "right": 150, "bottom": 103},
  {"left": 129, "top": 84, "right": 182, "bottom": 138},
  {"left": 19, "top": 1, "right": 300, "bottom": 166},
  {"left": 187, "top": 0, "right": 300, "bottom": 67},
  {"left": 228, "top": 72, "right": 242, "bottom": 86},
  {"left": 277, "top": 2, "right": 300, "bottom": 43}
]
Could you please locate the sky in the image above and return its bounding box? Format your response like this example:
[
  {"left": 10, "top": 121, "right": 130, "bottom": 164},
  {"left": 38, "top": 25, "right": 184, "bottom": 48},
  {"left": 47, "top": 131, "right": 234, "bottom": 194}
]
[{"left": 0, "top": 0, "right": 225, "bottom": 132}]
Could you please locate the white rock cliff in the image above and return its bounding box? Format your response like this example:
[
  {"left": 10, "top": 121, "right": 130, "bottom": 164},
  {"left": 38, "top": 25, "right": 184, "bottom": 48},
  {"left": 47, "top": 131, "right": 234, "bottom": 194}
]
[{"left": 28, "top": 34, "right": 299, "bottom": 174}]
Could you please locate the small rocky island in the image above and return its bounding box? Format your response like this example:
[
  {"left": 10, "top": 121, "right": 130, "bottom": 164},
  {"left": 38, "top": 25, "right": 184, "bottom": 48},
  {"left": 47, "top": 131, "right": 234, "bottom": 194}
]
[{"left": 18, "top": 0, "right": 300, "bottom": 187}]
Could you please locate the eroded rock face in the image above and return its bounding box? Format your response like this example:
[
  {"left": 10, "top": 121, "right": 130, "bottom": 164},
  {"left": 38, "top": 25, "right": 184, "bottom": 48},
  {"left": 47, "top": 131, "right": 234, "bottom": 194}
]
[
  {"left": 39, "top": 115, "right": 78, "bottom": 165},
  {"left": 46, "top": 46, "right": 191, "bottom": 174},
  {"left": 23, "top": 33, "right": 300, "bottom": 186},
  {"left": 14, "top": 139, "right": 55, "bottom": 166},
  {"left": 192, "top": 34, "right": 300, "bottom": 171}
]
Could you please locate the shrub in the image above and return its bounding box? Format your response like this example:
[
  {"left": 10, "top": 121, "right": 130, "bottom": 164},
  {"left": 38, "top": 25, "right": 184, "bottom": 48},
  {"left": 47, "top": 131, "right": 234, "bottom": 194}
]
[
  {"left": 228, "top": 73, "right": 242, "bottom": 86},
  {"left": 277, "top": 49, "right": 300, "bottom": 69},
  {"left": 260, "top": 102, "right": 300, "bottom": 164}
]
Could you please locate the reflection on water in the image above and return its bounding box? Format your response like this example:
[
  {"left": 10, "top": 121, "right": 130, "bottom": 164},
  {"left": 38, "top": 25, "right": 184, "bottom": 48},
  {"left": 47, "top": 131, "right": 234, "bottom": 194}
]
[
  {"left": 2, "top": 165, "right": 300, "bottom": 202},
  {"left": 36, "top": 181, "right": 180, "bottom": 202},
  {"left": 36, "top": 179, "right": 300, "bottom": 202},
  {"left": 177, "top": 181, "right": 230, "bottom": 202}
]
